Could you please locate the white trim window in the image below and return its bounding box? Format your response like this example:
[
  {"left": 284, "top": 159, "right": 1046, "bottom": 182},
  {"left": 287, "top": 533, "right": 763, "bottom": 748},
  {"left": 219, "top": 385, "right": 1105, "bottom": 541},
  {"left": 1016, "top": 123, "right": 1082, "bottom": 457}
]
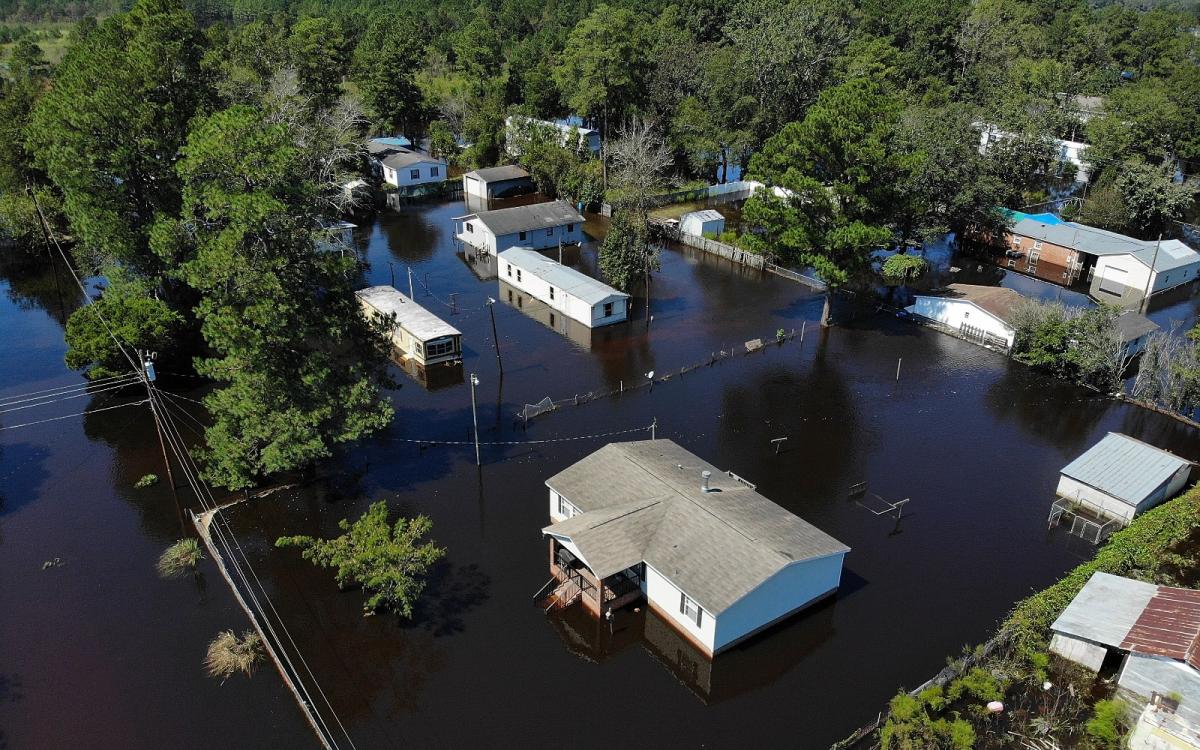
[
  {"left": 680, "top": 592, "right": 702, "bottom": 627},
  {"left": 557, "top": 496, "right": 576, "bottom": 518},
  {"left": 1033, "top": 240, "right": 1043, "bottom": 250}
]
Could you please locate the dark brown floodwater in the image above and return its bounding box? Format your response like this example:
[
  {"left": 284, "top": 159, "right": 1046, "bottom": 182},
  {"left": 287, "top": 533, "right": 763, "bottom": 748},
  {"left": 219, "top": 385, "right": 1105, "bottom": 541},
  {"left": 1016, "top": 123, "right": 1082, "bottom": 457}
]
[{"left": 3, "top": 199, "right": 1199, "bottom": 750}]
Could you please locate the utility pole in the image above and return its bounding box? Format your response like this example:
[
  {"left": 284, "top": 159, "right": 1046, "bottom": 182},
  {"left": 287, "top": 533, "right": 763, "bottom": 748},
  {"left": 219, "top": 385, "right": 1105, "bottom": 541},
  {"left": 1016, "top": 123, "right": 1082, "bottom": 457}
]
[
  {"left": 486, "top": 297, "right": 503, "bottom": 373},
  {"left": 407, "top": 266, "right": 415, "bottom": 300},
  {"left": 140, "top": 351, "right": 181, "bottom": 516},
  {"left": 388, "top": 261, "right": 396, "bottom": 288},
  {"left": 558, "top": 239, "right": 563, "bottom": 265},
  {"left": 469, "top": 373, "right": 481, "bottom": 466},
  {"left": 1140, "top": 234, "right": 1163, "bottom": 314}
]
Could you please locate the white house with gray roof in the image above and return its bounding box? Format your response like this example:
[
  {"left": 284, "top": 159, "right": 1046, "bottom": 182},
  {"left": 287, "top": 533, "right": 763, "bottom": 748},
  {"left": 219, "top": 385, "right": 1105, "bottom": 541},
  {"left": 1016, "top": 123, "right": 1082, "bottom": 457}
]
[
  {"left": 454, "top": 200, "right": 584, "bottom": 254},
  {"left": 367, "top": 140, "right": 447, "bottom": 190},
  {"left": 541, "top": 440, "right": 849, "bottom": 657},
  {"left": 1055, "top": 433, "right": 1192, "bottom": 525},
  {"left": 355, "top": 285, "right": 462, "bottom": 368},
  {"left": 498, "top": 247, "right": 628, "bottom": 328}
]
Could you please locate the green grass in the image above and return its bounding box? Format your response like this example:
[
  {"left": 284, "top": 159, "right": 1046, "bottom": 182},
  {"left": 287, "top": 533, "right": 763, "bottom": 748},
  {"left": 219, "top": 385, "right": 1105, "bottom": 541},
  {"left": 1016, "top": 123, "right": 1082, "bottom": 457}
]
[{"left": 1, "top": 23, "right": 74, "bottom": 66}]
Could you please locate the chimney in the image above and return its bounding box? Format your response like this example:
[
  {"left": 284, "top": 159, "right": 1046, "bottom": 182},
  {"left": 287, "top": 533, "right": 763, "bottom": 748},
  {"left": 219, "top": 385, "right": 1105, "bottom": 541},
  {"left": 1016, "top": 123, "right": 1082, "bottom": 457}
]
[{"left": 701, "top": 471, "right": 712, "bottom": 493}]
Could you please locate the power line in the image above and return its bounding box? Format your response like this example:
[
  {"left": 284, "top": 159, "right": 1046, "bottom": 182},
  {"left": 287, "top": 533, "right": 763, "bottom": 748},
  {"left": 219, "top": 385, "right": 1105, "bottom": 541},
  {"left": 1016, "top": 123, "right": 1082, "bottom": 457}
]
[
  {"left": 0, "top": 373, "right": 139, "bottom": 405},
  {"left": 0, "top": 378, "right": 141, "bottom": 415},
  {"left": 381, "top": 423, "right": 656, "bottom": 446},
  {"left": 0, "top": 398, "right": 150, "bottom": 431}
]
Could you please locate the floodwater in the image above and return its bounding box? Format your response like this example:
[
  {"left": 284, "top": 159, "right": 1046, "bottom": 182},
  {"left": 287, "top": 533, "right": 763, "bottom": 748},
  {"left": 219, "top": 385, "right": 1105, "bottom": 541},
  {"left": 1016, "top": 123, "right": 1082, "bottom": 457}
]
[{"left": 2, "top": 199, "right": 1199, "bottom": 750}]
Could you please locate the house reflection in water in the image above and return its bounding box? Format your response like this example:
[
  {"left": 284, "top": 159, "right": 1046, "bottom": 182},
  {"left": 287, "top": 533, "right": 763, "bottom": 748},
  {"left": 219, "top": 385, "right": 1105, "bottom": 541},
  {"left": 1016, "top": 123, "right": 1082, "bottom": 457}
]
[
  {"left": 546, "top": 595, "right": 837, "bottom": 705},
  {"left": 457, "top": 248, "right": 498, "bottom": 281},
  {"left": 498, "top": 281, "right": 628, "bottom": 350},
  {"left": 389, "top": 352, "right": 464, "bottom": 391}
]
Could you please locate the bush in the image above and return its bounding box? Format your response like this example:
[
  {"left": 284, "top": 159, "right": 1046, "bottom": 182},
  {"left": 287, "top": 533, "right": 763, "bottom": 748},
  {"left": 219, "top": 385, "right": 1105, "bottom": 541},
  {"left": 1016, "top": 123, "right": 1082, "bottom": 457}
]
[
  {"left": 135, "top": 473, "right": 158, "bottom": 488},
  {"left": 1085, "top": 699, "right": 1128, "bottom": 747},
  {"left": 204, "top": 629, "right": 264, "bottom": 681},
  {"left": 156, "top": 538, "right": 203, "bottom": 578}
]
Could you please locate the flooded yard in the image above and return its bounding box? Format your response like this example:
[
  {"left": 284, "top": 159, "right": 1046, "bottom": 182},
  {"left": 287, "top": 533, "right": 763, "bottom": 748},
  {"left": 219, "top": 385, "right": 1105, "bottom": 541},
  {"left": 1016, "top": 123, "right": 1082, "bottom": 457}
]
[{"left": 2, "top": 197, "right": 1199, "bottom": 749}]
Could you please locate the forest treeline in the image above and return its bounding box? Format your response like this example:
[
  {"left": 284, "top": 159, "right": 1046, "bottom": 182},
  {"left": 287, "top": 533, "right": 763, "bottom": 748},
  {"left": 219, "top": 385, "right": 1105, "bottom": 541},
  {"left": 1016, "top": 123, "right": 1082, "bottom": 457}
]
[{"left": 1, "top": 0, "right": 1198, "bottom": 487}]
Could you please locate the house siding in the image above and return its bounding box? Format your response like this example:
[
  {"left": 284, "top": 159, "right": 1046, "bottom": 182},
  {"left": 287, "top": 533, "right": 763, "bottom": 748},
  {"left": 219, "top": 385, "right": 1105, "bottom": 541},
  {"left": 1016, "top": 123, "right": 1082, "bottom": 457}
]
[
  {"left": 644, "top": 563, "right": 718, "bottom": 654},
  {"left": 908, "top": 297, "right": 1015, "bottom": 350},
  {"left": 1056, "top": 464, "right": 1189, "bottom": 523},
  {"left": 1091, "top": 254, "right": 1200, "bottom": 308},
  {"left": 712, "top": 553, "right": 845, "bottom": 653},
  {"left": 1049, "top": 633, "right": 1109, "bottom": 671},
  {"left": 382, "top": 160, "right": 446, "bottom": 188},
  {"left": 500, "top": 254, "right": 627, "bottom": 329}
]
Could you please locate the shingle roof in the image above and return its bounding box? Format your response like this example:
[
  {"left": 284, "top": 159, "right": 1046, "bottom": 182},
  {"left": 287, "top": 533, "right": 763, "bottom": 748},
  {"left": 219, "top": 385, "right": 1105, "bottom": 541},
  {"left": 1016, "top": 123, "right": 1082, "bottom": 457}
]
[
  {"left": 468, "top": 200, "right": 584, "bottom": 237},
  {"left": 1011, "top": 217, "right": 1200, "bottom": 272},
  {"left": 543, "top": 440, "right": 849, "bottom": 614},
  {"left": 355, "top": 286, "right": 461, "bottom": 341},
  {"left": 1052, "top": 572, "right": 1200, "bottom": 670},
  {"left": 1060, "top": 432, "right": 1192, "bottom": 507},
  {"left": 942, "top": 284, "right": 1023, "bottom": 324},
  {"left": 379, "top": 150, "right": 444, "bottom": 170},
  {"left": 1115, "top": 311, "right": 1160, "bottom": 343},
  {"left": 465, "top": 165, "right": 530, "bottom": 183},
  {"left": 499, "top": 247, "right": 627, "bottom": 306}
]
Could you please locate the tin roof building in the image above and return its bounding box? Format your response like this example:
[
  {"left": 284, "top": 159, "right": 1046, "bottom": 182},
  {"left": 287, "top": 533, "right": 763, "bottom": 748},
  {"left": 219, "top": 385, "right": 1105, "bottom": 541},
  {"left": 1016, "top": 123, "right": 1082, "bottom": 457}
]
[{"left": 1055, "top": 433, "right": 1193, "bottom": 525}]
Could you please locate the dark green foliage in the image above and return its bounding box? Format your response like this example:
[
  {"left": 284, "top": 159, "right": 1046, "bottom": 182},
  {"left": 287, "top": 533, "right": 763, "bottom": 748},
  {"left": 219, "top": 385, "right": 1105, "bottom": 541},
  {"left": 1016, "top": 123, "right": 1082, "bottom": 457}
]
[
  {"left": 351, "top": 14, "right": 427, "bottom": 138},
  {"left": 63, "top": 276, "right": 183, "bottom": 378},
  {"left": 1085, "top": 699, "right": 1128, "bottom": 747},
  {"left": 277, "top": 501, "right": 445, "bottom": 617},
  {"left": 599, "top": 211, "right": 658, "bottom": 293},
  {"left": 1010, "top": 300, "right": 1133, "bottom": 392}
]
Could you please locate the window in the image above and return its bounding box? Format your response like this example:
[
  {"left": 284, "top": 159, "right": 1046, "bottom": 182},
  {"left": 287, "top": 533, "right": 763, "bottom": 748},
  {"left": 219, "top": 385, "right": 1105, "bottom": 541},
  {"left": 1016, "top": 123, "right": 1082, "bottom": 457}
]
[
  {"left": 549, "top": 287, "right": 555, "bottom": 301},
  {"left": 516, "top": 269, "right": 522, "bottom": 282},
  {"left": 1011, "top": 236, "right": 1021, "bottom": 246},
  {"left": 603, "top": 302, "right": 613, "bottom": 318},
  {"left": 567, "top": 223, "right": 575, "bottom": 232},
  {"left": 410, "top": 169, "right": 420, "bottom": 180},
  {"left": 519, "top": 231, "right": 527, "bottom": 241},
  {"left": 506, "top": 263, "right": 512, "bottom": 277},
  {"left": 546, "top": 228, "right": 554, "bottom": 236},
  {"left": 549, "top": 313, "right": 556, "bottom": 327},
  {"left": 507, "top": 289, "right": 513, "bottom": 302},
  {"left": 1033, "top": 240, "right": 1043, "bottom": 250},
  {"left": 963, "top": 310, "right": 970, "bottom": 318},
  {"left": 426, "top": 338, "right": 457, "bottom": 358},
  {"left": 430, "top": 166, "right": 439, "bottom": 177},
  {"left": 414, "top": 341, "right": 424, "bottom": 355},
  {"left": 517, "top": 295, "right": 523, "bottom": 308},
  {"left": 466, "top": 222, "right": 474, "bottom": 233},
  {"left": 680, "top": 592, "right": 702, "bottom": 627},
  {"left": 557, "top": 496, "right": 576, "bottom": 518}
]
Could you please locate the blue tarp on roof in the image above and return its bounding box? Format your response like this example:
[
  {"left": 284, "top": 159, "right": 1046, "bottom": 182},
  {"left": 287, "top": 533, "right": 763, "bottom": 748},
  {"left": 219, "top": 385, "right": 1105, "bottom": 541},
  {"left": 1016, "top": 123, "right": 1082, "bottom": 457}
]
[
  {"left": 372, "top": 136, "right": 411, "bottom": 148},
  {"left": 1002, "top": 208, "right": 1063, "bottom": 225}
]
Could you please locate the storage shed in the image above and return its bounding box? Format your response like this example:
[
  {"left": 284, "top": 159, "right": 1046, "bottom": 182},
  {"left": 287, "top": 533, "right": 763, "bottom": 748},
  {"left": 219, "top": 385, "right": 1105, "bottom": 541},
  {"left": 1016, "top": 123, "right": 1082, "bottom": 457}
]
[
  {"left": 542, "top": 440, "right": 849, "bottom": 657},
  {"left": 355, "top": 285, "right": 462, "bottom": 367},
  {"left": 680, "top": 209, "right": 726, "bottom": 238},
  {"left": 1056, "top": 433, "right": 1192, "bottom": 524},
  {"left": 462, "top": 165, "right": 534, "bottom": 200},
  {"left": 455, "top": 200, "right": 585, "bottom": 254},
  {"left": 498, "top": 247, "right": 628, "bottom": 328},
  {"left": 1050, "top": 572, "right": 1200, "bottom": 733}
]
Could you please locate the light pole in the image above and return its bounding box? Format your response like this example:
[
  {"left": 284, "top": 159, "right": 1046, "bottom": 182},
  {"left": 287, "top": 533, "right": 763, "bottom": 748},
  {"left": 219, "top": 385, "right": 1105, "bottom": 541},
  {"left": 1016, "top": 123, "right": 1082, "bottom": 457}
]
[
  {"left": 486, "top": 297, "right": 503, "bottom": 373},
  {"left": 470, "top": 373, "right": 481, "bottom": 466}
]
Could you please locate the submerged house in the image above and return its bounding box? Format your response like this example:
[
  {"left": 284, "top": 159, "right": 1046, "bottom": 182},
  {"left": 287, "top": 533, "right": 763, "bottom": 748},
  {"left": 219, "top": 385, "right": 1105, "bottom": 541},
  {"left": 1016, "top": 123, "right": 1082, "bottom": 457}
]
[
  {"left": 454, "top": 200, "right": 585, "bottom": 254},
  {"left": 998, "top": 211, "right": 1200, "bottom": 303},
  {"left": 498, "top": 247, "right": 628, "bottom": 328},
  {"left": 355, "top": 285, "right": 462, "bottom": 368},
  {"left": 1051, "top": 572, "right": 1200, "bottom": 744},
  {"left": 1055, "top": 432, "right": 1192, "bottom": 526},
  {"left": 906, "top": 284, "right": 1021, "bottom": 352},
  {"left": 506, "top": 115, "right": 601, "bottom": 156},
  {"left": 367, "top": 140, "right": 447, "bottom": 191},
  {"left": 541, "top": 440, "right": 849, "bottom": 657}
]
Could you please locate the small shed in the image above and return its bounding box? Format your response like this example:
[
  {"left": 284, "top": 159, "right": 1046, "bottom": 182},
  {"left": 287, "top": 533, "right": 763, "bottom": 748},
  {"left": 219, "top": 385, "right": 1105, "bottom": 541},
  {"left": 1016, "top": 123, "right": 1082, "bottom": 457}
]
[
  {"left": 1050, "top": 572, "right": 1200, "bottom": 732},
  {"left": 1056, "top": 433, "right": 1192, "bottom": 524},
  {"left": 462, "top": 165, "right": 534, "bottom": 200},
  {"left": 906, "top": 284, "right": 1021, "bottom": 351},
  {"left": 355, "top": 286, "right": 462, "bottom": 367},
  {"left": 680, "top": 209, "right": 725, "bottom": 238},
  {"left": 455, "top": 200, "right": 585, "bottom": 254},
  {"left": 1115, "top": 311, "right": 1160, "bottom": 358},
  {"left": 498, "top": 247, "right": 628, "bottom": 328}
]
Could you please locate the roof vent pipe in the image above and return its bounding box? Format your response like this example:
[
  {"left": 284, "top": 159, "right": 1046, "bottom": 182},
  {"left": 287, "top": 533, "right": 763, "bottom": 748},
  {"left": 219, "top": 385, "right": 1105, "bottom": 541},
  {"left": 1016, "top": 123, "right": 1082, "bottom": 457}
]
[{"left": 701, "top": 471, "right": 712, "bottom": 493}]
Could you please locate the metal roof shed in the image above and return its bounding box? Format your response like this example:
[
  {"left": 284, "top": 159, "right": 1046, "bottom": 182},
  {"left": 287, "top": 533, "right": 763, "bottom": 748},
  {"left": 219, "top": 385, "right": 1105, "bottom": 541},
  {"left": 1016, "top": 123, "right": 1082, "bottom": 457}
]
[{"left": 1056, "top": 433, "right": 1193, "bottom": 524}]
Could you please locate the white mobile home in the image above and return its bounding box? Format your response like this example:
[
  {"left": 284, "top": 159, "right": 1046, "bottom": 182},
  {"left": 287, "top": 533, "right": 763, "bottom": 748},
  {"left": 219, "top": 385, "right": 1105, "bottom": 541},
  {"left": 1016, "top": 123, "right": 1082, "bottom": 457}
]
[
  {"left": 1056, "top": 432, "right": 1192, "bottom": 525},
  {"left": 680, "top": 209, "right": 725, "bottom": 238},
  {"left": 542, "top": 440, "right": 849, "bottom": 657},
  {"left": 498, "top": 247, "right": 628, "bottom": 328},
  {"left": 505, "top": 115, "right": 601, "bottom": 156},
  {"left": 355, "top": 285, "right": 462, "bottom": 367},
  {"left": 906, "top": 284, "right": 1021, "bottom": 351},
  {"left": 368, "top": 140, "right": 447, "bottom": 190},
  {"left": 455, "top": 200, "right": 585, "bottom": 254}
]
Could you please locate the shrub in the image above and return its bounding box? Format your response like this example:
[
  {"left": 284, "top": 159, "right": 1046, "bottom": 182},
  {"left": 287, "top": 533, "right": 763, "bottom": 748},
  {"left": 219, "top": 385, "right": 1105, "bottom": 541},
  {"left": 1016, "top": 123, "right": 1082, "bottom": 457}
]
[
  {"left": 204, "top": 629, "right": 264, "bottom": 681},
  {"left": 135, "top": 473, "right": 159, "bottom": 488},
  {"left": 156, "top": 538, "right": 203, "bottom": 578},
  {"left": 1085, "top": 699, "right": 1128, "bottom": 747}
]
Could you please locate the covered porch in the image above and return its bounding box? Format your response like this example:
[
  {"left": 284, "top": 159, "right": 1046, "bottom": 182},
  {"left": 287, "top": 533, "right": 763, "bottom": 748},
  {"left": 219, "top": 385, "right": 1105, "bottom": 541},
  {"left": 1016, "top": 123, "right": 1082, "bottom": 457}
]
[{"left": 546, "top": 538, "right": 644, "bottom": 617}]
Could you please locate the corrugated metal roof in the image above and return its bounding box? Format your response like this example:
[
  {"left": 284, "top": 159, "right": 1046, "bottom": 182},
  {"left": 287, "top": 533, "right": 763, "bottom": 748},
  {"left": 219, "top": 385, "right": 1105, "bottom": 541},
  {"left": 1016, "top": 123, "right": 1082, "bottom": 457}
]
[
  {"left": 1051, "top": 572, "right": 1158, "bottom": 647},
  {"left": 499, "top": 247, "right": 627, "bottom": 306},
  {"left": 469, "top": 200, "right": 584, "bottom": 237},
  {"left": 1122, "top": 586, "right": 1200, "bottom": 669},
  {"left": 1012, "top": 218, "right": 1200, "bottom": 272},
  {"left": 355, "top": 286, "right": 461, "bottom": 341},
  {"left": 1060, "top": 432, "right": 1191, "bottom": 507},
  {"left": 682, "top": 209, "right": 724, "bottom": 223},
  {"left": 542, "top": 440, "right": 849, "bottom": 614},
  {"left": 465, "top": 165, "right": 530, "bottom": 183}
]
